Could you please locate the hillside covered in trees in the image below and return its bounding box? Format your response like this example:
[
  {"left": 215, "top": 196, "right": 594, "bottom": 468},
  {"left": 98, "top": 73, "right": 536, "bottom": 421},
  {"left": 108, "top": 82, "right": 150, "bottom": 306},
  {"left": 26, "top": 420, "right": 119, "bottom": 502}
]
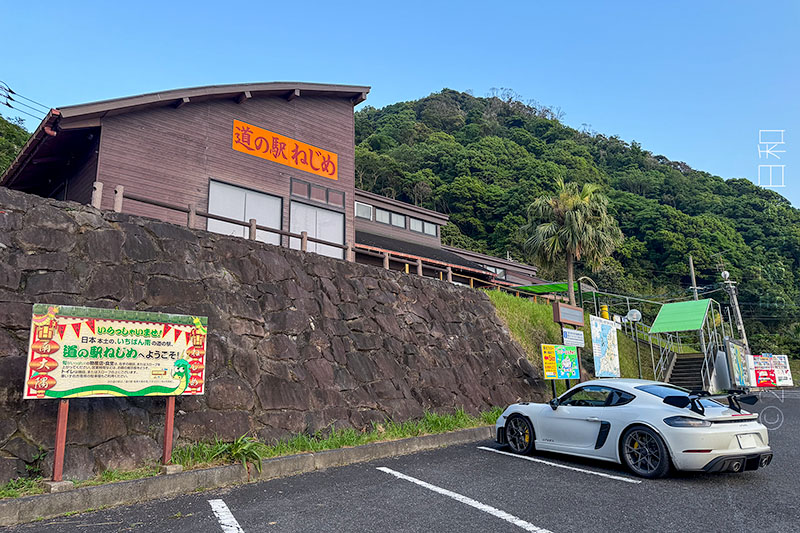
[{"left": 353, "top": 90, "right": 800, "bottom": 356}]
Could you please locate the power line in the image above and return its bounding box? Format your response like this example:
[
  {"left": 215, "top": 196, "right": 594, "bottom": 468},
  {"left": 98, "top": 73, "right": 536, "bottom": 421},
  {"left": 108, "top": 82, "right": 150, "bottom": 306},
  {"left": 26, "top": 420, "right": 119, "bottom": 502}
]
[
  {"left": 2, "top": 101, "right": 44, "bottom": 121},
  {"left": 0, "top": 80, "right": 50, "bottom": 111}
]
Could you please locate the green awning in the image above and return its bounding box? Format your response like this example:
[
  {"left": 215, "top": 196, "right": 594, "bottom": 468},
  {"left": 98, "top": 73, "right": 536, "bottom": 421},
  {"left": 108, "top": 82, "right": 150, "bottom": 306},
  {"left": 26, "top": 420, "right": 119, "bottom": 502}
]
[
  {"left": 648, "top": 299, "right": 711, "bottom": 333},
  {"left": 515, "top": 282, "right": 580, "bottom": 294}
]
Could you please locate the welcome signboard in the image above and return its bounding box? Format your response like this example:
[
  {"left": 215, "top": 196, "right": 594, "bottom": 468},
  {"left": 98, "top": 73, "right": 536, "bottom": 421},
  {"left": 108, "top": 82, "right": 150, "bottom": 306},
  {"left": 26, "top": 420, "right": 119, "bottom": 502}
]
[
  {"left": 541, "top": 344, "right": 580, "bottom": 380},
  {"left": 24, "top": 304, "right": 207, "bottom": 399}
]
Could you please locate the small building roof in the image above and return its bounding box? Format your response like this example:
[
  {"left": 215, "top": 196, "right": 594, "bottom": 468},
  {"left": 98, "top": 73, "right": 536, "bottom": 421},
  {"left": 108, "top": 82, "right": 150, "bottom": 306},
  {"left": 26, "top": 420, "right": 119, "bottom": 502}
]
[{"left": 648, "top": 299, "right": 711, "bottom": 334}]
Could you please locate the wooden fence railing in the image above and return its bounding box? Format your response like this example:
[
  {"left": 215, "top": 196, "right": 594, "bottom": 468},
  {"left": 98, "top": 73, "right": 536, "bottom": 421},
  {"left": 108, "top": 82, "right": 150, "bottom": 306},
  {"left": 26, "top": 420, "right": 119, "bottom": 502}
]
[{"left": 92, "top": 181, "right": 543, "bottom": 299}]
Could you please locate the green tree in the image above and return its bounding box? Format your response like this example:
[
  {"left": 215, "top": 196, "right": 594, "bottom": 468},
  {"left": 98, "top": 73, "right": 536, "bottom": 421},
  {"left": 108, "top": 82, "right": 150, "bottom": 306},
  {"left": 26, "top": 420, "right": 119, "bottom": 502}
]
[{"left": 521, "top": 178, "right": 623, "bottom": 304}]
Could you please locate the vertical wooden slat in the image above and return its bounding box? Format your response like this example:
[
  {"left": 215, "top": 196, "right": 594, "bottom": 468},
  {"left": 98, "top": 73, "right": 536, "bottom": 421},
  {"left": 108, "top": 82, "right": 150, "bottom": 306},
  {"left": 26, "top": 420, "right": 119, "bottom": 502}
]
[
  {"left": 301, "top": 231, "right": 308, "bottom": 252},
  {"left": 383, "top": 252, "right": 390, "bottom": 270},
  {"left": 52, "top": 400, "right": 69, "bottom": 482},
  {"left": 91, "top": 181, "right": 103, "bottom": 209},
  {"left": 416, "top": 258, "right": 423, "bottom": 276},
  {"left": 113, "top": 185, "right": 124, "bottom": 212},
  {"left": 446, "top": 266, "right": 452, "bottom": 282},
  {"left": 187, "top": 203, "right": 196, "bottom": 228},
  {"left": 162, "top": 396, "right": 176, "bottom": 464},
  {"left": 346, "top": 242, "right": 354, "bottom": 262},
  {"left": 248, "top": 218, "right": 257, "bottom": 240}
]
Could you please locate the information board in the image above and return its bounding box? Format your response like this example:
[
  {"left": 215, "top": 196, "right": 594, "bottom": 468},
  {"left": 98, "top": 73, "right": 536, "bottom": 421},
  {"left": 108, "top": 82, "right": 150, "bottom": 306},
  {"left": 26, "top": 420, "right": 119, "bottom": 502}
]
[
  {"left": 773, "top": 355, "right": 794, "bottom": 387},
  {"left": 562, "top": 328, "right": 585, "bottom": 348},
  {"left": 726, "top": 340, "right": 749, "bottom": 388},
  {"left": 589, "top": 315, "right": 620, "bottom": 378},
  {"left": 541, "top": 344, "right": 579, "bottom": 380},
  {"left": 24, "top": 304, "right": 207, "bottom": 399},
  {"left": 751, "top": 353, "right": 777, "bottom": 388}
]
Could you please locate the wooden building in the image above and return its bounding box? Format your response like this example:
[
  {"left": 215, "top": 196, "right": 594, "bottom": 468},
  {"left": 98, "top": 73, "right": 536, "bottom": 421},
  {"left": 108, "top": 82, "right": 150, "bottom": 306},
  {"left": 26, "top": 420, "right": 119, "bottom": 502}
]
[{"left": 2, "top": 81, "right": 540, "bottom": 287}]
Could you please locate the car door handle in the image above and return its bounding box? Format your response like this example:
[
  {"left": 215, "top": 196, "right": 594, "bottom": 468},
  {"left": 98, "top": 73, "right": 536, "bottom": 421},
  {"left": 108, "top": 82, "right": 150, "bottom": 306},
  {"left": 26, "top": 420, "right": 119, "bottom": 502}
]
[{"left": 585, "top": 417, "right": 601, "bottom": 422}]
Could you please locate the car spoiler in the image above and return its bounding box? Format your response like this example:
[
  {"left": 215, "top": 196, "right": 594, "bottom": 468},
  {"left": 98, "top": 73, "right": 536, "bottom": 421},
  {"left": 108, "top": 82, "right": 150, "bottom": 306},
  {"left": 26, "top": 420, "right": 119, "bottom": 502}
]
[{"left": 662, "top": 389, "right": 758, "bottom": 416}]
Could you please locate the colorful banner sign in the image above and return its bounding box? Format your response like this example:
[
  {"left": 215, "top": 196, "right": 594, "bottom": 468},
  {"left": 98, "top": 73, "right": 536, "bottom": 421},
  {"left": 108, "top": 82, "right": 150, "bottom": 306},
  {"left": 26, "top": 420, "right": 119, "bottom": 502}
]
[
  {"left": 752, "top": 353, "right": 777, "bottom": 388},
  {"left": 773, "top": 355, "right": 794, "bottom": 387},
  {"left": 232, "top": 119, "right": 338, "bottom": 180},
  {"left": 590, "top": 315, "right": 620, "bottom": 378},
  {"left": 541, "top": 344, "right": 579, "bottom": 380},
  {"left": 24, "top": 304, "right": 207, "bottom": 399}
]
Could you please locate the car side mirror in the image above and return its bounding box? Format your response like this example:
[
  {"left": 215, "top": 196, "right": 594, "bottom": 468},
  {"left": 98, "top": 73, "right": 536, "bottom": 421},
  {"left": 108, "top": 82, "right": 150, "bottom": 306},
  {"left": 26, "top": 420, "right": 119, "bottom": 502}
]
[{"left": 548, "top": 398, "right": 559, "bottom": 410}]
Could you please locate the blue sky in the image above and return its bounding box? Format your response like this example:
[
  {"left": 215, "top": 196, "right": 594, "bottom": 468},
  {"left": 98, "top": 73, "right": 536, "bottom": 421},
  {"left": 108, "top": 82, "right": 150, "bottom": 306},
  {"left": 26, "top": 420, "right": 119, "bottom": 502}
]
[{"left": 4, "top": 1, "right": 798, "bottom": 206}]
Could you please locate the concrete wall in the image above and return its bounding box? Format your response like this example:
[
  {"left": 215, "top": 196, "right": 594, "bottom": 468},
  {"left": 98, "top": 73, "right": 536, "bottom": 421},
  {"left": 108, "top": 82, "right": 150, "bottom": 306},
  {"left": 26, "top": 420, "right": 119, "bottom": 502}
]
[{"left": 0, "top": 187, "right": 544, "bottom": 482}]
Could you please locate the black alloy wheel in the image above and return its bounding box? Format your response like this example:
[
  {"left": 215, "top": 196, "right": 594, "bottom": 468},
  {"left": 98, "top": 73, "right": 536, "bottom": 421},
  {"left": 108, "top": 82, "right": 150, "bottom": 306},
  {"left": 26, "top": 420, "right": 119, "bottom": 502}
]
[
  {"left": 505, "top": 414, "right": 535, "bottom": 455},
  {"left": 621, "top": 426, "right": 671, "bottom": 478}
]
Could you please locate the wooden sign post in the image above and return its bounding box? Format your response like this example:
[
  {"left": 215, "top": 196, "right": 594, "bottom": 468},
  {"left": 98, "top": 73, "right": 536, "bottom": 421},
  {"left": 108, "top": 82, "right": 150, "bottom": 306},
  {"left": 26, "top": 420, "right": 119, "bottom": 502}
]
[{"left": 23, "top": 305, "right": 207, "bottom": 490}]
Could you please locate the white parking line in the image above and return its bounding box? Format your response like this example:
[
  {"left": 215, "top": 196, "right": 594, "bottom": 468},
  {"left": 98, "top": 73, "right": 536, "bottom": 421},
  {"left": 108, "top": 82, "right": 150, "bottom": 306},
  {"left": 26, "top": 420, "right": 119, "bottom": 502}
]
[
  {"left": 376, "top": 466, "right": 553, "bottom": 533},
  {"left": 208, "top": 499, "right": 245, "bottom": 533},
  {"left": 477, "top": 446, "right": 642, "bottom": 484}
]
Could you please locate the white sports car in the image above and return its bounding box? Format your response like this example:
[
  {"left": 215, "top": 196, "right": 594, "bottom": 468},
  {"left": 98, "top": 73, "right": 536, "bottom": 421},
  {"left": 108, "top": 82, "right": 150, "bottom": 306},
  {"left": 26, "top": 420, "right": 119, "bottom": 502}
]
[{"left": 495, "top": 379, "right": 772, "bottom": 478}]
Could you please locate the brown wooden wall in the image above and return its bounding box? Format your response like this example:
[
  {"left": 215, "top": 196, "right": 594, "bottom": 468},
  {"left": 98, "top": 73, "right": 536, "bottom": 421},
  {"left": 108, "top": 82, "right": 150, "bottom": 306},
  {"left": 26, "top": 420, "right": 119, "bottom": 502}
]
[
  {"left": 95, "top": 95, "right": 356, "bottom": 246},
  {"left": 354, "top": 217, "right": 441, "bottom": 248}
]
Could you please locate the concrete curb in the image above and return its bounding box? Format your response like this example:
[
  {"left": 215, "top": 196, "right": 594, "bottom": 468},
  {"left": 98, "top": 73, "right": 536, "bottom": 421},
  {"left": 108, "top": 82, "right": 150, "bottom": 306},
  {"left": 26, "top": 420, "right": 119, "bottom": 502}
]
[{"left": 0, "top": 426, "right": 493, "bottom": 526}]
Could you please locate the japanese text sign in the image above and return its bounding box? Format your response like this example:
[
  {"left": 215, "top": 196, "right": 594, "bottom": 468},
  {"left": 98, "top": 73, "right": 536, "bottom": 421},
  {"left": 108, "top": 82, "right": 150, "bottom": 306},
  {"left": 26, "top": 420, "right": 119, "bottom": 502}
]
[
  {"left": 232, "top": 119, "right": 338, "bottom": 180},
  {"left": 541, "top": 344, "right": 579, "bottom": 380},
  {"left": 24, "top": 305, "right": 207, "bottom": 399}
]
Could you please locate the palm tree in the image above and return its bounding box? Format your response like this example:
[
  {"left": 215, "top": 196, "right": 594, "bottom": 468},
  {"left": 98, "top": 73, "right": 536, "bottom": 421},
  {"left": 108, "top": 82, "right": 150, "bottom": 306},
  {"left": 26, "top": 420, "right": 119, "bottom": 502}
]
[{"left": 521, "top": 178, "right": 623, "bottom": 305}]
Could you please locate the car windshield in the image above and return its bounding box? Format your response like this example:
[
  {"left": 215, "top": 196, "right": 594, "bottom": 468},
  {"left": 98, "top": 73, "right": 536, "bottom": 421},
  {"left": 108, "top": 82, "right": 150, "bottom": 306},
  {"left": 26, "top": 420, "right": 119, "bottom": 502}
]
[{"left": 636, "top": 384, "right": 722, "bottom": 408}]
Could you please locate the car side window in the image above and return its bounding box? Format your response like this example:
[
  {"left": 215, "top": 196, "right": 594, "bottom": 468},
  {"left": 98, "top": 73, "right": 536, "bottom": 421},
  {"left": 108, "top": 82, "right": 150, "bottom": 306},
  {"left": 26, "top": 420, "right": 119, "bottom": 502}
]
[
  {"left": 560, "top": 386, "right": 612, "bottom": 407},
  {"left": 606, "top": 390, "right": 635, "bottom": 406}
]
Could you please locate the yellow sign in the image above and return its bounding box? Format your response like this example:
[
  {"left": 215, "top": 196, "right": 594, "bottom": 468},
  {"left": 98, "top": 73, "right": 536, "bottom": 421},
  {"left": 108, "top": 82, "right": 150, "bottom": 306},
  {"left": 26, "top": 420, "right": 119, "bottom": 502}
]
[
  {"left": 232, "top": 119, "right": 338, "bottom": 180},
  {"left": 541, "top": 344, "right": 579, "bottom": 380}
]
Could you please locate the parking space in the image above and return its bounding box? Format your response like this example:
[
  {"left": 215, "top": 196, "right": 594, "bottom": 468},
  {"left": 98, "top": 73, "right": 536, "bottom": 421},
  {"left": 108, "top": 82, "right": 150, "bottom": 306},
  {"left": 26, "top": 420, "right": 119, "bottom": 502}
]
[{"left": 8, "top": 390, "right": 799, "bottom": 533}]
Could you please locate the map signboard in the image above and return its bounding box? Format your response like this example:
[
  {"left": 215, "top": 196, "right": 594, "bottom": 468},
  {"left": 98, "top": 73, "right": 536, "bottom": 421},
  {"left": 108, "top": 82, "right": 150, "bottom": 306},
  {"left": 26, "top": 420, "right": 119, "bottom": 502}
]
[
  {"left": 726, "top": 340, "right": 749, "bottom": 388},
  {"left": 773, "top": 355, "right": 794, "bottom": 387},
  {"left": 541, "top": 344, "right": 579, "bottom": 380},
  {"left": 590, "top": 315, "right": 620, "bottom": 378},
  {"left": 24, "top": 304, "right": 207, "bottom": 399},
  {"left": 562, "top": 328, "right": 585, "bottom": 348}
]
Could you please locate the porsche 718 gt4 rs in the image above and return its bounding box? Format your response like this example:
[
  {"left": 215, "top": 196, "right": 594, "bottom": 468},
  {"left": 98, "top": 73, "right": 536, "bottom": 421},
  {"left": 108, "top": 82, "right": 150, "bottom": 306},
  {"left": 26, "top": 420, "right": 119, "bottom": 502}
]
[{"left": 495, "top": 379, "right": 772, "bottom": 478}]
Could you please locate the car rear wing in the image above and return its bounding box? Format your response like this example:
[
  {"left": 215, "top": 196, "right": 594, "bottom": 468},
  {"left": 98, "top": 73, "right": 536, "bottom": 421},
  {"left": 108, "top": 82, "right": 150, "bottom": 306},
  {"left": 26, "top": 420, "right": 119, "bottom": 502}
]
[{"left": 662, "top": 390, "right": 758, "bottom": 416}]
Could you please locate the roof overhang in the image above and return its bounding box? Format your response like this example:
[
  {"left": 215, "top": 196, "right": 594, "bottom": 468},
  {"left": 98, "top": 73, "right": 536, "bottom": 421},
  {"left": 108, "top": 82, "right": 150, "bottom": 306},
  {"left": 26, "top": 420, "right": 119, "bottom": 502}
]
[
  {"left": 648, "top": 299, "right": 711, "bottom": 334},
  {"left": 1, "top": 81, "right": 371, "bottom": 189}
]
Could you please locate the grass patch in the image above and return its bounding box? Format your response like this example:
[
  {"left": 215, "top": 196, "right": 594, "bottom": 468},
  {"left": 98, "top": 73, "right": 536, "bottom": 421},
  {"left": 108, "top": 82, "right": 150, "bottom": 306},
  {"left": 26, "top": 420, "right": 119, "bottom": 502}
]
[
  {"left": 486, "top": 289, "right": 656, "bottom": 395},
  {"left": 74, "top": 466, "right": 160, "bottom": 488},
  {"left": 174, "top": 406, "right": 502, "bottom": 472},
  {"left": 0, "top": 477, "right": 45, "bottom": 499}
]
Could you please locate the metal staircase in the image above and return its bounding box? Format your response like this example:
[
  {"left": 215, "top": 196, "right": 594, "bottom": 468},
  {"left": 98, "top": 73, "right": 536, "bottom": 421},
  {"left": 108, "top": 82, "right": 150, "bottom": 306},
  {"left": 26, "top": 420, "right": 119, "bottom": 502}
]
[{"left": 667, "top": 353, "right": 705, "bottom": 390}]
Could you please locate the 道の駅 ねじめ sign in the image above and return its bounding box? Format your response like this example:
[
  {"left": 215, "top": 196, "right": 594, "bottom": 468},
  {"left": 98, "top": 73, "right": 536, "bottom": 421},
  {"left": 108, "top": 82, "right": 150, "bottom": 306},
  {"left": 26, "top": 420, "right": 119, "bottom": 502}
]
[{"left": 24, "top": 305, "right": 207, "bottom": 399}]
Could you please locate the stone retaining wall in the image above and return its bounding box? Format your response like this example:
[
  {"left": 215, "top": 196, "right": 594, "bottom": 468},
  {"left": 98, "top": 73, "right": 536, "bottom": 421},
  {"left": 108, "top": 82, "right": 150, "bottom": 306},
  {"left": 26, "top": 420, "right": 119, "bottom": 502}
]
[{"left": 0, "top": 187, "right": 544, "bottom": 482}]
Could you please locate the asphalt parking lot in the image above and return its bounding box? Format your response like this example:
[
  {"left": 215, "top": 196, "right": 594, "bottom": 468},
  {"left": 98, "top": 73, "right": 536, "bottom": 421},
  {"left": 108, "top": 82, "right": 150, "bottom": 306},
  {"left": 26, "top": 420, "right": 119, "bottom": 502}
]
[{"left": 8, "top": 389, "right": 800, "bottom": 533}]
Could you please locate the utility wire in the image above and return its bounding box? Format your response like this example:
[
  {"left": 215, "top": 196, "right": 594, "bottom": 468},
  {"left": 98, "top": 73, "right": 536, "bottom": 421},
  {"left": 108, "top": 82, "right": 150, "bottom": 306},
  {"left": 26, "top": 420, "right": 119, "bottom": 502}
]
[
  {"left": 0, "top": 80, "right": 50, "bottom": 111},
  {"left": 1, "top": 93, "right": 46, "bottom": 115},
  {"left": 2, "top": 101, "right": 44, "bottom": 121}
]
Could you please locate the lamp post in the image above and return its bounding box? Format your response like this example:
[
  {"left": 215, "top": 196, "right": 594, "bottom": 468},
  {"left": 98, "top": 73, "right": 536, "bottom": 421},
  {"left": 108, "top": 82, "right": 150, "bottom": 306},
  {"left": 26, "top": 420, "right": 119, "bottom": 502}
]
[{"left": 627, "top": 309, "right": 643, "bottom": 379}]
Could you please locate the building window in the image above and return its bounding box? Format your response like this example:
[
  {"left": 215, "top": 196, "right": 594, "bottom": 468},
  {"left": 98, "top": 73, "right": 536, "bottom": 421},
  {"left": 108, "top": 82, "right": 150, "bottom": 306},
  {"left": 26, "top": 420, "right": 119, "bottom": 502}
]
[
  {"left": 482, "top": 264, "right": 507, "bottom": 280},
  {"left": 207, "top": 180, "right": 281, "bottom": 245},
  {"left": 355, "top": 202, "right": 373, "bottom": 220},
  {"left": 409, "top": 217, "right": 423, "bottom": 233},
  {"left": 391, "top": 212, "right": 405, "bottom": 228},
  {"left": 328, "top": 190, "right": 345, "bottom": 208},
  {"left": 423, "top": 221, "right": 437, "bottom": 236},
  {"left": 291, "top": 179, "right": 309, "bottom": 198},
  {"left": 375, "top": 208, "right": 390, "bottom": 224},
  {"left": 290, "top": 201, "right": 344, "bottom": 259},
  {"left": 310, "top": 184, "right": 326, "bottom": 203}
]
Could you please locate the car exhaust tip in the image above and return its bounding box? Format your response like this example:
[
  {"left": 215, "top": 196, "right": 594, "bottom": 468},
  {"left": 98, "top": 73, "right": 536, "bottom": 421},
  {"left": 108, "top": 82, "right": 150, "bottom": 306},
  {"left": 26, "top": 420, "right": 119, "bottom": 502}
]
[
  {"left": 731, "top": 461, "right": 742, "bottom": 472},
  {"left": 760, "top": 455, "right": 771, "bottom": 468}
]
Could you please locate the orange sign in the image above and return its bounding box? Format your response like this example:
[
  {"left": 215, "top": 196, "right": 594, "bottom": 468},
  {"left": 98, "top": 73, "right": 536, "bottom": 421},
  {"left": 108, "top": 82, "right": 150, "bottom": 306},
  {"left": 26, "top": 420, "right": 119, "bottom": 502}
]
[{"left": 232, "top": 119, "right": 338, "bottom": 180}]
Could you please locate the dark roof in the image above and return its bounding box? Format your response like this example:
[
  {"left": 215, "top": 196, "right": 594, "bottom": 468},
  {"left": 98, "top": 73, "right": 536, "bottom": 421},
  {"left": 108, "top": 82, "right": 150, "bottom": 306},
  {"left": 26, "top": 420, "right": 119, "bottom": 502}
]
[
  {"left": 1, "top": 81, "right": 370, "bottom": 189},
  {"left": 355, "top": 231, "right": 489, "bottom": 273},
  {"left": 441, "top": 245, "right": 538, "bottom": 276}
]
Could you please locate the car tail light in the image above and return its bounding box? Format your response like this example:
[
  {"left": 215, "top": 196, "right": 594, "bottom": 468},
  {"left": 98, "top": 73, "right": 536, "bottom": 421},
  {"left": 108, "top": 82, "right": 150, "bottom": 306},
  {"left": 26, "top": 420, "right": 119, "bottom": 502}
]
[{"left": 664, "top": 416, "right": 711, "bottom": 427}]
